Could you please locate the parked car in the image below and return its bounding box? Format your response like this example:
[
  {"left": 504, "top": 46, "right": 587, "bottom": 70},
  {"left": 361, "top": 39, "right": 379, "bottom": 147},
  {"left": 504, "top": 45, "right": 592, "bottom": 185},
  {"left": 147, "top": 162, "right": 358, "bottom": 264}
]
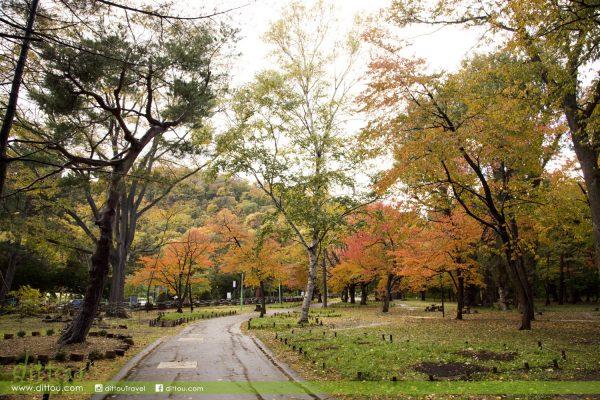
[{"left": 69, "top": 299, "right": 83, "bottom": 309}]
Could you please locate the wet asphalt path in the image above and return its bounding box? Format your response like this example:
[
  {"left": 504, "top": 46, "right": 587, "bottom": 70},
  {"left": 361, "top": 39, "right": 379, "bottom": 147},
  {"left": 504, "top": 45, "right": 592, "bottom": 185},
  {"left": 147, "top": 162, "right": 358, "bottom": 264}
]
[{"left": 108, "top": 310, "right": 319, "bottom": 400}]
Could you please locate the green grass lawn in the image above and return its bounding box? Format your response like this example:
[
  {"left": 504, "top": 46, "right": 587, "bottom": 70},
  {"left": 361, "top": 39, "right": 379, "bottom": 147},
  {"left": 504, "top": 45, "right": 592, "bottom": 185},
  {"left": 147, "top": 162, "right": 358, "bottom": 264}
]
[
  {"left": 249, "top": 299, "right": 600, "bottom": 398},
  {"left": 265, "top": 301, "right": 303, "bottom": 309},
  {"left": 159, "top": 306, "right": 242, "bottom": 321}
]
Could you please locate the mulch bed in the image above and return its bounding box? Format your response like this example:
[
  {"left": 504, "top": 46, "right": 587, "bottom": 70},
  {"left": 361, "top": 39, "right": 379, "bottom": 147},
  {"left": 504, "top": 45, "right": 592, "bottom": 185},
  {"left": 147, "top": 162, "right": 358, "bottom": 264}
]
[
  {"left": 0, "top": 336, "right": 123, "bottom": 358},
  {"left": 414, "top": 362, "right": 490, "bottom": 377},
  {"left": 455, "top": 350, "right": 518, "bottom": 361},
  {"left": 575, "top": 371, "right": 600, "bottom": 381}
]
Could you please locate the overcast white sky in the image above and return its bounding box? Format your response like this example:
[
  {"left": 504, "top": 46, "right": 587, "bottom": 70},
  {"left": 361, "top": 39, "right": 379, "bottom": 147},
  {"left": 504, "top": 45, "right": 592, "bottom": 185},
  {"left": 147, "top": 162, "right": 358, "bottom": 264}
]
[{"left": 197, "top": 0, "right": 484, "bottom": 87}]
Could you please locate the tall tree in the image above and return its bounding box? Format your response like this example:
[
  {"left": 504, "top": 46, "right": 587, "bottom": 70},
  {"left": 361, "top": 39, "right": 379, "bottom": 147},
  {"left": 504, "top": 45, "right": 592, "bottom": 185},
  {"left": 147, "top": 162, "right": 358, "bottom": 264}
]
[
  {"left": 0, "top": 0, "right": 40, "bottom": 195},
  {"left": 222, "top": 1, "right": 370, "bottom": 323},
  {"left": 16, "top": 13, "right": 227, "bottom": 343},
  {"left": 384, "top": 0, "right": 600, "bottom": 275},
  {"left": 360, "top": 46, "right": 558, "bottom": 329}
]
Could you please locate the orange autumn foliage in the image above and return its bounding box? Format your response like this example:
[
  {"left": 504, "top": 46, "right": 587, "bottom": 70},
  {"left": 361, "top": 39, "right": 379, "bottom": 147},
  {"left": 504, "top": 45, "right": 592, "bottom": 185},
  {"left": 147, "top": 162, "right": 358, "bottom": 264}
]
[
  {"left": 332, "top": 203, "right": 417, "bottom": 309},
  {"left": 209, "top": 209, "right": 287, "bottom": 288},
  {"left": 136, "top": 228, "right": 213, "bottom": 310},
  {"left": 395, "top": 209, "right": 483, "bottom": 292}
]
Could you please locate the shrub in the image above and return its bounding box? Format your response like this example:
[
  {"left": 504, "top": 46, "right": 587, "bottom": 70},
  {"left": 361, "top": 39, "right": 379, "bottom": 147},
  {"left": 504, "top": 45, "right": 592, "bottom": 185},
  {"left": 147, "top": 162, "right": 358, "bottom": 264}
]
[
  {"left": 88, "top": 350, "right": 103, "bottom": 361},
  {"left": 17, "top": 331, "right": 26, "bottom": 338},
  {"left": 99, "top": 330, "right": 107, "bottom": 337},
  {"left": 8, "top": 286, "right": 44, "bottom": 317},
  {"left": 46, "top": 329, "right": 55, "bottom": 336},
  {"left": 15, "top": 352, "right": 29, "bottom": 364},
  {"left": 54, "top": 351, "right": 66, "bottom": 362}
]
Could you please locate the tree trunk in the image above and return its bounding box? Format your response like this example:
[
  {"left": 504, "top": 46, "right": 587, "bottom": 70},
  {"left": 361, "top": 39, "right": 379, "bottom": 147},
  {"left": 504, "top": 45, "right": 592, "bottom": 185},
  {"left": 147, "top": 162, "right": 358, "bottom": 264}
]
[
  {"left": 360, "top": 282, "right": 367, "bottom": 305},
  {"left": 564, "top": 94, "right": 600, "bottom": 276},
  {"left": 0, "top": 248, "right": 19, "bottom": 306},
  {"left": 456, "top": 270, "right": 464, "bottom": 320},
  {"left": 0, "top": 197, "right": 29, "bottom": 307},
  {"left": 59, "top": 169, "right": 122, "bottom": 344},
  {"left": 349, "top": 283, "right": 356, "bottom": 304},
  {"left": 299, "top": 246, "right": 318, "bottom": 323},
  {"left": 259, "top": 280, "right": 266, "bottom": 318},
  {"left": 559, "top": 254, "right": 565, "bottom": 305},
  {"left": 516, "top": 282, "right": 532, "bottom": 330},
  {"left": 188, "top": 282, "right": 194, "bottom": 312},
  {"left": 341, "top": 287, "right": 348, "bottom": 303},
  {"left": 0, "top": 0, "right": 39, "bottom": 196},
  {"left": 382, "top": 273, "right": 394, "bottom": 312},
  {"left": 321, "top": 255, "right": 328, "bottom": 308},
  {"left": 420, "top": 290, "right": 426, "bottom": 301},
  {"left": 544, "top": 255, "right": 551, "bottom": 306},
  {"left": 107, "top": 192, "right": 129, "bottom": 318},
  {"left": 506, "top": 254, "right": 533, "bottom": 330},
  {"left": 145, "top": 272, "right": 154, "bottom": 312},
  {"left": 176, "top": 296, "right": 184, "bottom": 313},
  {"left": 176, "top": 273, "right": 184, "bottom": 313}
]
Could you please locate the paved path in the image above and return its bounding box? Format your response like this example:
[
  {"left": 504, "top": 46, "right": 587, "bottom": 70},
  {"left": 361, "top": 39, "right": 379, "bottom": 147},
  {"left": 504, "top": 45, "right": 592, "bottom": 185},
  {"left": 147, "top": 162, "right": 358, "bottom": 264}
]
[{"left": 109, "top": 310, "right": 320, "bottom": 400}]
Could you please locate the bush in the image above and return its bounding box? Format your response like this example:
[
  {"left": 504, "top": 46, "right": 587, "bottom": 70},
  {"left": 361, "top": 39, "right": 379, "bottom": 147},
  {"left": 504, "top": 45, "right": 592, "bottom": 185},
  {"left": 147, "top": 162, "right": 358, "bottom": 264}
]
[
  {"left": 8, "top": 286, "right": 44, "bottom": 317},
  {"left": 99, "top": 330, "right": 107, "bottom": 337},
  {"left": 45, "top": 329, "right": 55, "bottom": 336},
  {"left": 17, "top": 331, "right": 26, "bottom": 338},
  {"left": 88, "top": 350, "right": 103, "bottom": 361},
  {"left": 54, "top": 351, "right": 66, "bottom": 362},
  {"left": 15, "top": 352, "right": 29, "bottom": 364}
]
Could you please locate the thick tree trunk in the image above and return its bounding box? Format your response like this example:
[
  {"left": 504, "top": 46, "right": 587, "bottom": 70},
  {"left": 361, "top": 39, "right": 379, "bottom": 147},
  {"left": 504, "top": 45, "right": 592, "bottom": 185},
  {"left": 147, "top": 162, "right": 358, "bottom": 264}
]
[
  {"left": 505, "top": 254, "right": 533, "bottom": 330},
  {"left": 299, "top": 246, "right": 318, "bottom": 323},
  {"left": 420, "top": 290, "right": 426, "bottom": 301},
  {"left": 456, "top": 270, "right": 464, "bottom": 320},
  {"left": 59, "top": 170, "right": 122, "bottom": 344},
  {"left": 564, "top": 96, "right": 600, "bottom": 276},
  {"left": 349, "top": 283, "right": 356, "bottom": 304},
  {"left": 259, "top": 280, "right": 266, "bottom": 318},
  {"left": 321, "top": 256, "right": 327, "bottom": 308},
  {"left": 0, "top": 0, "right": 39, "bottom": 196},
  {"left": 382, "top": 273, "right": 394, "bottom": 313},
  {"left": 360, "top": 282, "right": 367, "bottom": 305}
]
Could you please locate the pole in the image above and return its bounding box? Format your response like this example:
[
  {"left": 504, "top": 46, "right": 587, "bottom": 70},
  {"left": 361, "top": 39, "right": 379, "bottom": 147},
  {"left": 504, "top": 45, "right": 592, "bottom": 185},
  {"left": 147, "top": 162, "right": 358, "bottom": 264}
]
[{"left": 240, "top": 272, "right": 244, "bottom": 310}]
